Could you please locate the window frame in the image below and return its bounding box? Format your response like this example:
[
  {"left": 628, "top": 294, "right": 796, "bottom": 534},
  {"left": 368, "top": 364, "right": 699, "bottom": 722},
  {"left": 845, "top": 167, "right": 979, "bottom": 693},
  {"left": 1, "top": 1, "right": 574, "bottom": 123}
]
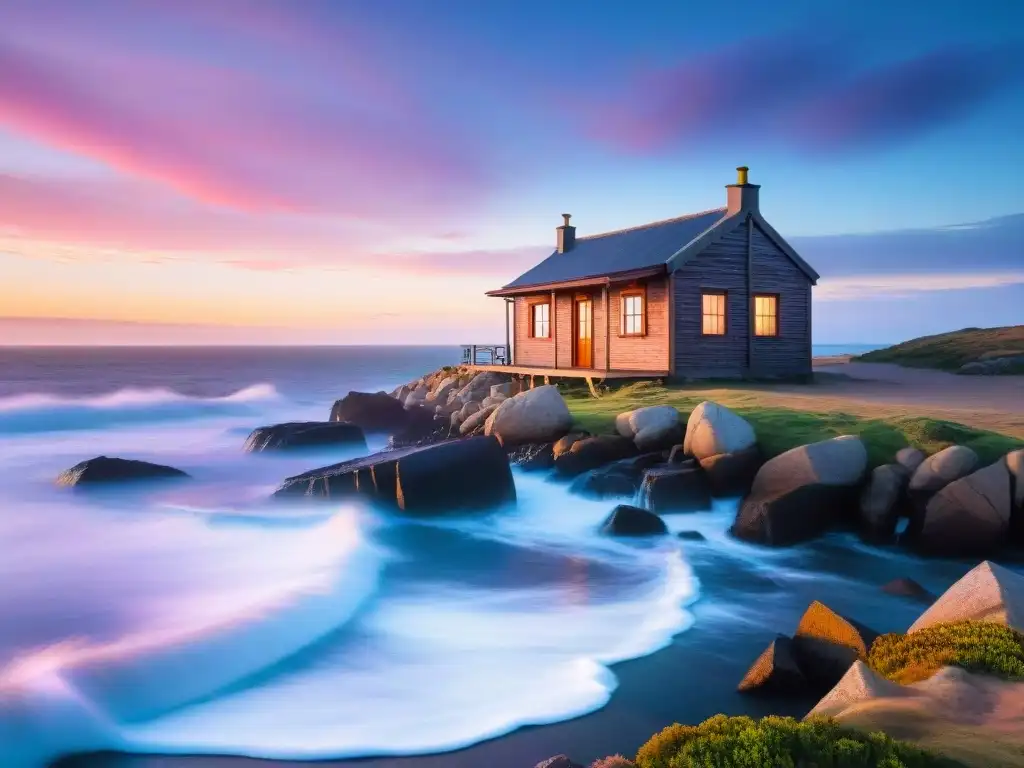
[
  {"left": 753, "top": 293, "right": 780, "bottom": 338},
  {"left": 528, "top": 299, "right": 551, "bottom": 340},
  {"left": 619, "top": 287, "right": 647, "bottom": 337},
  {"left": 700, "top": 290, "right": 728, "bottom": 336}
]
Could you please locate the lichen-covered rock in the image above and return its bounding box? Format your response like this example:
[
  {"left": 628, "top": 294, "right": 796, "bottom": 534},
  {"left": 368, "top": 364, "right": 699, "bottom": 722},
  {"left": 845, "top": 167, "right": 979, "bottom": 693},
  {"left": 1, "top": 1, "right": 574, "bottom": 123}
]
[
  {"left": 56, "top": 456, "right": 190, "bottom": 487},
  {"left": 600, "top": 504, "right": 667, "bottom": 536},
  {"left": 553, "top": 435, "right": 637, "bottom": 477},
  {"left": 683, "top": 401, "right": 756, "bottom": 460},
  {"left": 908, "top": 445, "right": 979, "bottom": 496},
  {"left": 331, "top": 390, "right": 409, "bottom": 432},
  {"left": 737, "top": 635, "right": 807, "bottom": 694},
  {"left": 638, "top": 465, "right": 711, "bottom": 513},
  {"left": 733, "top": 436, "right": 868, "bottom": 546},
  {"left": 859, "top": 463, "right": 909, "bottom": 540},
  {"left": 243, "top": 421, "right": 366, "bottom": 452},
  {"left": 615, "top": 405, "right": 682, "bottom": 452},
  {"left": 484, "top": 385, "right": 572, "bottom": 447},
  {"left": 907, "top": 459, "right": 1013, "bottom": 557},
  {"left": 790, "top": 601, "right": 877, "bottom": 694}
]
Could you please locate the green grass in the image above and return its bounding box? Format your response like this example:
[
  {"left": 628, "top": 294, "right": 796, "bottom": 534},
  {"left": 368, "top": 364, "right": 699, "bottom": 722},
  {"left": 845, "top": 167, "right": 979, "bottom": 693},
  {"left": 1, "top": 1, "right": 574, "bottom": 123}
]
[
  {"left": 564, "top": 383, "right": 1023, "bottom": 468},
  {"left": 633, "top": 714, "right": 963, "bottom": 768},
  {"left": 869, "top": 621, "right": 1024, "bottom": 685},
  {"left": 856, "top": 326, "right": 1024, "bottom": 371}
]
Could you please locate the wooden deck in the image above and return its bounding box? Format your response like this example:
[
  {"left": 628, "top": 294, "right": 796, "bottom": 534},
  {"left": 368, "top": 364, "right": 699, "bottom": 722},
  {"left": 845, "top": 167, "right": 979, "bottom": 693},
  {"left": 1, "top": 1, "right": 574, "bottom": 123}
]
[{"left": 465, "top": 364, "right": 669, "bottom": 380}]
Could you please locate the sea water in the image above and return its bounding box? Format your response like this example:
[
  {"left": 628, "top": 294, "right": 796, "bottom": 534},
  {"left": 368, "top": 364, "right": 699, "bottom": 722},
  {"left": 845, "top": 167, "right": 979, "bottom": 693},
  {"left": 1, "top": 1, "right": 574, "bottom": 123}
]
[{"left": 0, "top": 347, "right": 701, "bottom": 766}]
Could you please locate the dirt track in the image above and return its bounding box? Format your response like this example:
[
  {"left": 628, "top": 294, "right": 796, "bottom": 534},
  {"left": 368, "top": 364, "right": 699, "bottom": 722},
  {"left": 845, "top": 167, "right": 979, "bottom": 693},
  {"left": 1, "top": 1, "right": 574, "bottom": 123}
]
[{"left": 702, "top": 359, "right": 1024, "bottom": 438}]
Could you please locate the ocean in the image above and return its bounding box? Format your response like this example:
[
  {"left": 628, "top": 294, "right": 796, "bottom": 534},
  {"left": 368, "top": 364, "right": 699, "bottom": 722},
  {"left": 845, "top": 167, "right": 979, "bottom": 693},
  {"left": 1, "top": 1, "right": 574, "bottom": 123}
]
[{"left": 0, "top": 343, "right": 889, "bottom": 767}]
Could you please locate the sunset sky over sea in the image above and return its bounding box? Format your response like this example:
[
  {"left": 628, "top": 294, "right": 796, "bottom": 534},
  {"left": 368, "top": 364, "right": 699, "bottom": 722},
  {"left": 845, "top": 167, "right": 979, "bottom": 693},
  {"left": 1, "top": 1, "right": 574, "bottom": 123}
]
[{"left": 1, "top": 0, "right": 1022, "bottom": 345}]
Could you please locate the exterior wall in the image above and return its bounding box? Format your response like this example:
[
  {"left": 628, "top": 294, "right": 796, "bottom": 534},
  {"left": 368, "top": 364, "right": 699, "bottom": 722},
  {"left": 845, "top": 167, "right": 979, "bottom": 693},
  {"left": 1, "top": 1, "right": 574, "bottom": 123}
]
[
  {"left": 749, "top": 225, "right": 812, "bottom": 377},
  {"left": 672, "top": 225, "right": 750, "bottom": 378},
  {"left": 670, "top": 219, "right": 812, "bottom": 379},
  {"left": 556, "top": 292, "right": 573, "bottom": 367},
  {"left": 609, "top": 277, "right": 670, "bottom": 371},
  {"left": 512, "top": 295, "right": 554, "bottom": 367}
]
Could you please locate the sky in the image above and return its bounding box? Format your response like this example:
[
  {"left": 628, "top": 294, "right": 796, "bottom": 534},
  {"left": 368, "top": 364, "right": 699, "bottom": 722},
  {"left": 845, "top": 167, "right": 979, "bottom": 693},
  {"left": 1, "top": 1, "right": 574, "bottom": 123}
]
[{"left": 1, "top": 0, "right": 1022, "bottom": 345}]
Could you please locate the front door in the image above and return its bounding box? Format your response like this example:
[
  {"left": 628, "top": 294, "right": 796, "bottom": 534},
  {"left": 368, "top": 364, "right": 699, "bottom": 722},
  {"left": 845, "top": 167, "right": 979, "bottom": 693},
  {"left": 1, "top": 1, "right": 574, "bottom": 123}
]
[{"left": 574, "top": 297, "right": 593, "bottom": 368}]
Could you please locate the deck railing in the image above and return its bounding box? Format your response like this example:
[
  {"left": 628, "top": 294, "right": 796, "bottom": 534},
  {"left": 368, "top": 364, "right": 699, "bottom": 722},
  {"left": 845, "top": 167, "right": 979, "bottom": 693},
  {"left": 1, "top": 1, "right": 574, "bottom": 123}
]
[{"left": 461, "top": 344, "right": 509, "bottom": 365}]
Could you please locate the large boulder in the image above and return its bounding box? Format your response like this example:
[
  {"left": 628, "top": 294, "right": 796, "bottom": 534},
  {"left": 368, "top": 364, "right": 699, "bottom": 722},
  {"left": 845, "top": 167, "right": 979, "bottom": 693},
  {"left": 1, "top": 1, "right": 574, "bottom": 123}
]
[
  {"left": 56, "top": 456, "right": 190, "bottom": 487},
  {"left": 275, "top": 436, "right": 516, "bottom": 515},
  {"left": 387, "top": 405, "right": 448, "bottom": 449},
  {"left": 698, "top": 445, "right": 762, "bottom": 497},
  {"left": 737, "top": 635, "right": 807, "bottom": 695},
  {"left": 454, "top": 371, "right": 507, "bottom": 405},
  {"left": 484, "top": 385, "right": 572, "bottom": 447},
  {"left": 638, "top": 465, "right": 711, "bottom": 513},
  {"left": 425, "top": 374, "right": 459, "bottom": 403},
  {"left": 569, "top": 453, "right": 666, "bottom": 499},
  {"left": 908, "top": 560, "right": 1024, "bottom": 633},
  {"left": 553, "top": 431, "right": 590, "bottom": 457},
  {"left": 534, "top": 757, "right": 583, "bottom": 768},
  {"left": 459, "top": 403, "right": 500, "bottom": 436},
  {"left": 858, "top": 463, "right": 908, "bottom": 541},
  {"left": 615, "top": 405, "right": 683, "bottom": 452},
  {"left": 552, "top": 435, "right": 638, "bottom": 477},
  {"left": 490, "top": 381, "right": 521, "bottom": 399},
  {"left": 894, "top": 446, "right": 926, "bottom": 474},
  {"left": 908, "top": 445, "right": 979, "bottom": 498},
  {"left": 600, "top": 504, "right": 668, "bottom": 537},
  {"left": 330, "top": 391, "right": 409, "bottom": 433},
  {"left": 906, "top": 459, "right": 1013, "bottom": 557},
  {"left": 790, "top": 601, "right": 877, "bottom": 694},
  {"left": 804, "top": 660, "right": 907, "bottom": 719},
  {"left": 683, "top": 401, "right": 756, "bottom": 460},
  {"left": 1009, "top": 448, "right": 1024, "bottom": 545},
  {"left": 733, "top": 436, "right": 868, "bottom": 546},
  {"left": 243, "top": 421, "right": 366, "bottom": 452}
]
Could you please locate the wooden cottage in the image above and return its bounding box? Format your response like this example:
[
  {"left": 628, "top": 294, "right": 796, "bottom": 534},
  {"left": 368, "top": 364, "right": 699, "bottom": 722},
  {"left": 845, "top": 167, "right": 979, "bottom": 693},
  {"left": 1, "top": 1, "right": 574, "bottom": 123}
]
[{"left": 482, "top": 167, "right": 819, "bottom": 381}]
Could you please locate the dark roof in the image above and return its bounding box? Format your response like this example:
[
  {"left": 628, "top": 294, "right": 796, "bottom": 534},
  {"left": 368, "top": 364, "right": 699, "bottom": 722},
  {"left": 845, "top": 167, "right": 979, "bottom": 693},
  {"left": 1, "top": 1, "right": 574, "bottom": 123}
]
[{"left": 501, "top": 208, "right": 727, "bottom": 290}]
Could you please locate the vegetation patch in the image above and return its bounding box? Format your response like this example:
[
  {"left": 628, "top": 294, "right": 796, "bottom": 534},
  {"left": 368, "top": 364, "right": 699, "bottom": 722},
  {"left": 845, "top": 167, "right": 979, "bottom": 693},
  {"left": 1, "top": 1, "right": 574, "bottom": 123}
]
[
  {"left": 868, "top": 621, "right": 1024, "bottom": 685},
  {"left": 633, "top": 714, "right": 962, "bottom": 768},
  {"left": 855, "top": 326, "right": 1024, "bottom": 371},
  {"left": 563, "top": 384, "right": 1022, "bottom": 468}
]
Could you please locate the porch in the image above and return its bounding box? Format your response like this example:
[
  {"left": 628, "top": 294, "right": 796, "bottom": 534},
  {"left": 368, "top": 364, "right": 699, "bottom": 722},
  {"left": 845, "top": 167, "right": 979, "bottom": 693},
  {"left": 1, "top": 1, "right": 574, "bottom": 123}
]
[{"left": 464, "top": 362, "right": 669, "bottom": 397}]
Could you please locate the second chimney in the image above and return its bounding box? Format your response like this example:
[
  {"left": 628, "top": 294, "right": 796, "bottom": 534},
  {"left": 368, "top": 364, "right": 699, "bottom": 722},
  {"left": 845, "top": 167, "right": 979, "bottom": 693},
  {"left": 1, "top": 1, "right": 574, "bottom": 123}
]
[
  {"left": 726, "top": 166, "right": 760, "bottom": 216},
  {"left": 557, "top": 213, "right": 576, "bottom": 253}
]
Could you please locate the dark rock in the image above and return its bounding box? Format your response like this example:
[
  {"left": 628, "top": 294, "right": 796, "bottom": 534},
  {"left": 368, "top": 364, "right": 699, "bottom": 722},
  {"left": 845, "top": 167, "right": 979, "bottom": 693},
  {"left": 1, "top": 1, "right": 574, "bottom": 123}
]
[
  {"left": 880, "top": 577, "right": 936, "bottom": 604},
  {"left": 858, "top": 463, "right": 909, "bottom": 541},
  {"left": 600, "top": 504, "right": 667, "bottom": 536},
  {"left": 894, "top": 447, "right": 926, "bottom": 474},
  {"left": 569, "top": 453, "right": 666, "bottom": 499},
  {"left": 677, "top": 530, "right": 706, "bottom": 541},
  {"left": 732, "top": 436, "right": 867, "bottom": 546},
  {"left": 553, "top": 435, "right": 638, "bottom": 478},
  {"left": 698, "top": 445, "right": 762, "bottom": 497},
  {"left": 387, "top": 406, "right": 448, "bottom": 449},
  {"left": 904, "top": 459, "right": 1013, "bottom": 557},
  {"left": 737, "top": 635, "right": 807, "bottom": 695},
  {"left": 553, "top": 431, "right": 590, "bottom": 457},
  {"left": 276, "top": 436, "right": 516, "bottom": 515},
  {"left": 243, "top": 421, "right": 366, "bottom": 452},
  {"left": 638, "top": 465, "right": 711, "bottom": 514},
  {"left": 535, "top": 756, "right": 583, "bottom": 768},
  {"left": 666, "top": 444, "right": 690, "bottom": 464},
  {"left": 56, "top": 456, "right": 190, "bottom": 487},
  {"left": 330, "top": 390, "right": 409, "bottom": 432},
  {"left": 507, "top": 442, "right": 555, "bottom": 471},
  {"left": 790, "top": 601, "right": 877, "bottom": 694}
]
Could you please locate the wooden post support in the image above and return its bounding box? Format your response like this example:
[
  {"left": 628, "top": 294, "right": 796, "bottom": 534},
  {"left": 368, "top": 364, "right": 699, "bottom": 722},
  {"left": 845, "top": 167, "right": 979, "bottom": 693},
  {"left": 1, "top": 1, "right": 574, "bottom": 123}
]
[
  {"left": 585, "top": 376, "right": 601, "bottom": 398},
  {"left": 543, "top": 375, "right": 550, "bottom": 385},
  {"left": 471, "top": 344, "right": 477, "bottom": 365}
]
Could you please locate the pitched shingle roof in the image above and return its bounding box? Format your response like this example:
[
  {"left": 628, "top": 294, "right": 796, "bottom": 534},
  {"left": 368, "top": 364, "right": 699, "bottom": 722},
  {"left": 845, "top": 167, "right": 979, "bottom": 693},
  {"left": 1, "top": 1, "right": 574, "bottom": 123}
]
[{"left": 501, "top": 208, "right": 727, "bottom": 290}]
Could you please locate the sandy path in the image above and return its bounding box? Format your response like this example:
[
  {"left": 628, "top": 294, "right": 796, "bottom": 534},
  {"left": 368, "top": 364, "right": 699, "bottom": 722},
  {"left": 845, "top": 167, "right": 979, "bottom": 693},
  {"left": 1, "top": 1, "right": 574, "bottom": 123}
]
[{"left": 696, "top": 360, "right": 1024, "bottom": 438}]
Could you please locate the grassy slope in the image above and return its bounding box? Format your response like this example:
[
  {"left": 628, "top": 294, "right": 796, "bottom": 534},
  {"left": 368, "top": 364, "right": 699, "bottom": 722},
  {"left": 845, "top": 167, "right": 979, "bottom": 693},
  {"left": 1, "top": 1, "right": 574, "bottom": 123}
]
[
  {"left": 564, "top": 381, "right": 1023, "bottom": 467},
  {"left": 855, "top": 326, "right": 1024, "bottom": 371}
]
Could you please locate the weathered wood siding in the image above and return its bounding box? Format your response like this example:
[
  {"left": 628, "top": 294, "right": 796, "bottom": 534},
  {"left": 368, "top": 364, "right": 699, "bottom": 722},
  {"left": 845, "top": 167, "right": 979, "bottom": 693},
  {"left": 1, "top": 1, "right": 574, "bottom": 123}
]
[
  {"left": 672, "top": 225, "right": 749, "bottom": 378},
  {"left": 512, "top": 295, "right": 554, "bottom": 367},
  {"left": 609, "top": 277, "right": 670, "bottom": 371},
  {"left": 670, "top": 219, "right": 812, "bottom": 379},
  {"left": 750, "top": 224, "right": 812, "bottom": 377}
]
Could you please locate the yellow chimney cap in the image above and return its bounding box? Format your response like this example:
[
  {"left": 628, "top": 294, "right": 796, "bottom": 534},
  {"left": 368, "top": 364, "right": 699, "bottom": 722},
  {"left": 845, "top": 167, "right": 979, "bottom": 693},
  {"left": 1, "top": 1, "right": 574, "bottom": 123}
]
[{"left": 736, "top": 166, "right": 749, "bottom": 185}]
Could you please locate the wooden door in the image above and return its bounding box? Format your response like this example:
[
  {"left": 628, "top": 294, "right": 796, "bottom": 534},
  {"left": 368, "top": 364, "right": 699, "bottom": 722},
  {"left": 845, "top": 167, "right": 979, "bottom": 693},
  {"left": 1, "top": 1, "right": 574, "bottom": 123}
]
[{"left": 574, "top": 297, "right": 593, "bottom": 368}]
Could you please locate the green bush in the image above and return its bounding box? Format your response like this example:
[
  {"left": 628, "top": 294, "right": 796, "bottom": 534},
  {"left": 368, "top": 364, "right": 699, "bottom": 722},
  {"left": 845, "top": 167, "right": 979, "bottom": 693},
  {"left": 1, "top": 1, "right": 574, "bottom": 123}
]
[
  {"left": 868, "top": 620, "right": 1024, "bottom": 684},
  {"left": 634, "top": 714, "right": 961, "bottom": 768}
]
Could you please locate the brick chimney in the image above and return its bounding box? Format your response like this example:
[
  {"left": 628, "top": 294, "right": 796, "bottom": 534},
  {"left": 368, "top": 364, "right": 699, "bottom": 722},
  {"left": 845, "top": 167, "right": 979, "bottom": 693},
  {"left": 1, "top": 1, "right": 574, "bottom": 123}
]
[
  {"left": 726, "top": 166, "right": 760, "bottom": 216},
  {"left": 556, "top": 213, "right": 576, "bottom": 253}
]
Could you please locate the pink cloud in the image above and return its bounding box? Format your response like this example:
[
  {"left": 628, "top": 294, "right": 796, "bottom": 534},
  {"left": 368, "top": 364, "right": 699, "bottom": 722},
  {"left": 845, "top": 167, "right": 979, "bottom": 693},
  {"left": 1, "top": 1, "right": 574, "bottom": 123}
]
[{"left": 0, "top": 31, "right": 487, "bottom": 219}]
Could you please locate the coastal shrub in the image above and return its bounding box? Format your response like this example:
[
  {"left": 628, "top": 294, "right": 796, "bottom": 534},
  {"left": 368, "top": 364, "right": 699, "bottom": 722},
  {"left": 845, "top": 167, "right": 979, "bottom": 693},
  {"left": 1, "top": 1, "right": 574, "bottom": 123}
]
[
  {"left": 868, "top": 620, "right": 1024, "bottom": 684},
  {"left": 633, "top": 714, "right": 959, "bottom": 768},
  {"left": 590, "top": 755, "right": 636, "bottom": 768}
]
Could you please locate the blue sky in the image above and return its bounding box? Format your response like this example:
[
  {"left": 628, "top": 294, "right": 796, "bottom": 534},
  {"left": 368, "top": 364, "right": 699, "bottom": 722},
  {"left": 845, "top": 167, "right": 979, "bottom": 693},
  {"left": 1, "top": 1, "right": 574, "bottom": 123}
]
[{"left": 0, "top": 0, "right": 1021, "bottom": 344}]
